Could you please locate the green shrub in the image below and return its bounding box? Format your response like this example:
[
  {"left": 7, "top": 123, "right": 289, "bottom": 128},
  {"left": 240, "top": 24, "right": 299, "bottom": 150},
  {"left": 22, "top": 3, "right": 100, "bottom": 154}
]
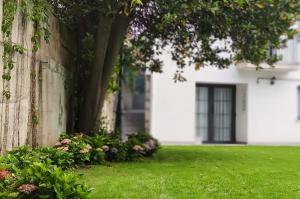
[
  {"left": 0, "top": 146, "right": 39, "bottom": 171},
  {"left": 0, "top": 162, "right": 92, "bottom": 199},
  {"left": 0, "top": 147, "right": 91, "bottom": 198},
  {"left": 57, "top": 132, "right": 129, "bottom": 163},
  {"left": 56, "top": 131, "right": 160, "bottom": 162},
  {"left": 0, "top": 146, "right": 75, "bottom": 171},
  {"left": 55, "top": 133, "right": 105, "bottom": 165},
  {"left": 126, "top": 132, "right": 160, "bottom": 160},
  {"left": 35, "top": 147, "right": 75, "bottom": 170},
  {"left": 95, "top": 132, "right": 127, "bottom": 162}
]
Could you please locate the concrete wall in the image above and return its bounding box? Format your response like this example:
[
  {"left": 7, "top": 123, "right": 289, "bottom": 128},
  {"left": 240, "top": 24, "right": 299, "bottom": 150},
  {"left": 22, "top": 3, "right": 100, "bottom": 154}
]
[
  {"left": 235, "top": 84, "right": 248, "bottom": 143},
  {"left": 0, "top": 2, "right": 76, "bottom": 152},
  {"left": 151, "top": 38, "right": 300, "bottom": 145}
]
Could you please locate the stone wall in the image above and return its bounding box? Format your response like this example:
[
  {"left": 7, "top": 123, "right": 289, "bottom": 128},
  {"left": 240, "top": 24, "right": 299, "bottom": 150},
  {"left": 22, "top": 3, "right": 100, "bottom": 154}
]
[{"left": 0, "top": 1, "right": 76, "bottom": 153}]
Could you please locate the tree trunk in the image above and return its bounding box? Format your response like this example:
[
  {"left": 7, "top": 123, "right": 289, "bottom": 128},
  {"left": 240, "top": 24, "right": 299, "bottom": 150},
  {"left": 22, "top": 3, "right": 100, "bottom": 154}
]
[{"left": 78, "top": 14, "right": 129, "bottom": 133}]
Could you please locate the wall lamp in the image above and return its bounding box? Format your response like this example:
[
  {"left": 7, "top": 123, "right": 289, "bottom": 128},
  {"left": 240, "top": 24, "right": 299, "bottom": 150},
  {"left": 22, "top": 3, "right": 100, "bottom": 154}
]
[
  {"left": 257, "top": 76, "right": 300, "bottom": 85},
  {"left": 256, "top": 76, "right": 276, "bottom": 85}
]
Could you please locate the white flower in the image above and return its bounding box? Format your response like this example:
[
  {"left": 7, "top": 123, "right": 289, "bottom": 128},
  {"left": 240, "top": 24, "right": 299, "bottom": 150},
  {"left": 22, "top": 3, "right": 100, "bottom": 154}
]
[{"left": 101, "top": 145, "right": 109, "bottom": 152}]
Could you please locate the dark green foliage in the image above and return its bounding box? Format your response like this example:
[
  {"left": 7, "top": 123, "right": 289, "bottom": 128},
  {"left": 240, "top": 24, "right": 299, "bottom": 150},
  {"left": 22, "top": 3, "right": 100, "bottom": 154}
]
[
  {"left": 0, "top": 147, "right": 40, "bottom": 172},
  {"left": 0, "top": 146, "right": 92, "bottom": 198},
  {"left": 125, "top": 132, "right": 160, "bottom": 160},
  {"left": 57, "top": 131, "right": 160, "bottom": 162},
  {"left": 35, "top": 147, "right": 75, "bottom": 170},
  {"left": 0, "top": 147, "right": 92, "bottom": 199},
  {"left": 101, "top": 134, "right": 128, "bottom": 162},
  {"left": 55, "top": 133, "right": 105, "bottom": 165},
  {"left": 0, "top": 163, "right": 91, "bottom": 199},
  {"left": 128, "top": 0, "right": 300, "bottom": 81},
  {"left": 0, "top": 146, "right": 74, "bottom": 171}
]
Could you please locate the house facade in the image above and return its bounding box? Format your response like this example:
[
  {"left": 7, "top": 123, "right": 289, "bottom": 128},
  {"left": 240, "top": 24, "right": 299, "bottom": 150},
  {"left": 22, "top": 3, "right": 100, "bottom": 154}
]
[{"left": 149, "top": 35, "right": 300, "bottom": 145}]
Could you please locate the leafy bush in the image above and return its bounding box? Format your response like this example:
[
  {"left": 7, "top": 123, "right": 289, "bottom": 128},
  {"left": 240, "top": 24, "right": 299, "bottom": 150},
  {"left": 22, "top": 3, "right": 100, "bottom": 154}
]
[
  {"left": 0, "top": 146, "right": 39, "bottom": 171},
  {"left": 55, "top": 133, "right": 105, "bottom": 165},
  {"left": 56, "top": 131, "right": 160, "bottom": 162},
  {"left": 0, "top": 162, "right": 92, "bottom": 199},
  {"left": 96, "top": 133, "right": 128, "bottom": 162},
  {"left": 125, "top": 132, "right": 160, "bottom": 160},
  {"left": 0, "top": 146, "right": 74, "bottom": 171},
  {"left": 35, "top": 147, "right": 75, "bottom": 170},
  {"left": 57, "top": 132, "right": 128, "bottom": 162}
]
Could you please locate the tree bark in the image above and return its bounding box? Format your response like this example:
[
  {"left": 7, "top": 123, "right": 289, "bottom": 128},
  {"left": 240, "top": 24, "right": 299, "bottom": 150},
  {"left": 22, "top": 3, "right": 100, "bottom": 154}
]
[
  {"left": 78, "top": 14, "right": 129, "bottom": 133},
  {"left": 98, "top": 15, "right": 129, "bottom": 122}
]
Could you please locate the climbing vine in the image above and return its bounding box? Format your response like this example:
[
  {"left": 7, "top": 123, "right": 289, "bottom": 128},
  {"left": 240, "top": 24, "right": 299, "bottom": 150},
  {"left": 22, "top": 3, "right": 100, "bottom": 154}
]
[{"left": 1, "top": 0, "right": 51, "bottom": 100}]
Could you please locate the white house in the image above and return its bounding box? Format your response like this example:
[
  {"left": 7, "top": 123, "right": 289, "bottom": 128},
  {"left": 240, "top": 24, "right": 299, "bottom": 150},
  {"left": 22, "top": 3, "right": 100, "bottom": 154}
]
[{"left": 148, "top": 34, "right": 300, "bottom": 145}]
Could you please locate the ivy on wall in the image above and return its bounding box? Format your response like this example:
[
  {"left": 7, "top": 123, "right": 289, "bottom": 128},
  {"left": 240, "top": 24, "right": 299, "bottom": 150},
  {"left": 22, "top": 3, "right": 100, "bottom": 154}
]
[{"left": 1, "top": 0, "right": 51, "bottom": 100}]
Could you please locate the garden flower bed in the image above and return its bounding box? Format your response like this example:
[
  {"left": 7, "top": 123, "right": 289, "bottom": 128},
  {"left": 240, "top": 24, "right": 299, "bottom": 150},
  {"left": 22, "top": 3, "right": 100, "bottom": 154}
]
[{"left": 0, "top": 131, "right": 159, "bottom": 198}]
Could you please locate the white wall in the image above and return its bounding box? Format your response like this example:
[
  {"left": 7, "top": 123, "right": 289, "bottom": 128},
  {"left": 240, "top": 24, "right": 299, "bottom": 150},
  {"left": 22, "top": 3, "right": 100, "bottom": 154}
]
[
  {"left": 151, "top": 55, "right": 196, "bottom": 144},
  {"left": 151, "top": 42, "right": 300, "bottom": 145},
  {"left": 247, "top": 75, "right": 300, "bottom": 144}
]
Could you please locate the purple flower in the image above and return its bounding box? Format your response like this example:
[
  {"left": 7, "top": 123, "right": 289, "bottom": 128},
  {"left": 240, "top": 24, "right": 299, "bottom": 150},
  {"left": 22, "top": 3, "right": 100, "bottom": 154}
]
[{"left": 144, "top": 139, "right": 156, "bottom": 151}]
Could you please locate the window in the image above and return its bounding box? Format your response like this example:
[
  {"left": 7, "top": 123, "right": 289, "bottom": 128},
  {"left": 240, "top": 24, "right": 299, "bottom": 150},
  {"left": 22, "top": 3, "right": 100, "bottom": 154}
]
[
  {"left": 268, "top": 45, "right": 277, "bottom": 57},
  {"left": 298, "top": 87, "right": 300, "bottom": 119}
]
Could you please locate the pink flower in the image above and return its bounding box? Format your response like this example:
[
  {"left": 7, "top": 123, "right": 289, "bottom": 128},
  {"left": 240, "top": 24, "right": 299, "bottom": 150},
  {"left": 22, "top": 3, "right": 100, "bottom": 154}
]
[
  {"left": 17, "top": 184, "right": 37, "bottom": 194},
  {"left": 61, "top": 139, "right": 72, "bottom": 145},
  {"left": 0, "top": 169, "right": 10, "bottom": 181}
]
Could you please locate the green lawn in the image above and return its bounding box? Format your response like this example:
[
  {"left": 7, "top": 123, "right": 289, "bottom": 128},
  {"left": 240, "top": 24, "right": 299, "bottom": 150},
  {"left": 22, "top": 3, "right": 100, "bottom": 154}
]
[{"left": 78, "top": 146, "right": 300, "bottom": 199}]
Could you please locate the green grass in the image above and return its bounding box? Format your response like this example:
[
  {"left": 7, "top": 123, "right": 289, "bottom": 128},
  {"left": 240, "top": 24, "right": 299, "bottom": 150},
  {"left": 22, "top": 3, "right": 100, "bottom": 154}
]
[{"left": 78, "top": 146, "right": 300, "bottom": 199}]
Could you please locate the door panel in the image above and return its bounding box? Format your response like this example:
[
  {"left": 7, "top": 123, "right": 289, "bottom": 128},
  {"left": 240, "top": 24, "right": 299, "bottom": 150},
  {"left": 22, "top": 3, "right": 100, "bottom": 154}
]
[
  {"left": 213, "top": 88, "right": 233, "bottom": 142},
  {"left": 196, "top": 85, "right": 235, "bottom": 143},
  {"left": 196, "top": 87, "right": 209, "bottom": 142}
]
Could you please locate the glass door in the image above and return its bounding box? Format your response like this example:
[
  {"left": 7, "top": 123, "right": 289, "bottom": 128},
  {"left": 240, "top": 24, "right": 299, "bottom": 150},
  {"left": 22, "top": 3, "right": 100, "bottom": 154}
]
[
  {"left": 196, "top": 87, "right": 209, "bottom": 142},
  {"left": 196, "top": 85, "right": 236, "bottom": 143}
]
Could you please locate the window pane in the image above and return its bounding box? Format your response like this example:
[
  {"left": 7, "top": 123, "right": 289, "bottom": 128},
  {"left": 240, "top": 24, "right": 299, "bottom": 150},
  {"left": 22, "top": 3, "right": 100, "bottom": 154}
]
[{"left": 196, "top": 87, "right": 209, "bottom": 141}]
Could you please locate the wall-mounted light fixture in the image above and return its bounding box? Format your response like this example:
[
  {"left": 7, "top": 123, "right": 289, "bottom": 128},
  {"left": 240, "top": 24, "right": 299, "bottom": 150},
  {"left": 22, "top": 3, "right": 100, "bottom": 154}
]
[
  {"left": 270, "top": 76, "right": 276, "bottom": 85},
  {"left": 257, "top": 76, "right": 300, "bottom": 85}
]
